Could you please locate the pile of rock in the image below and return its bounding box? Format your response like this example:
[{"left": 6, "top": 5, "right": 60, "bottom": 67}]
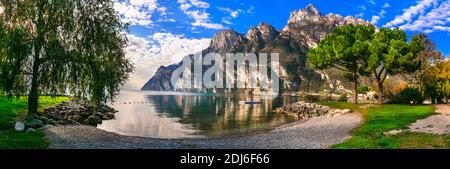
[
  {"left": 273, "top": 101, "right": 351, "bottom": 120},
  {"left": 14, "top": 101, "right": 118, "bottom": 132},
  {"left": 38, "top": 101, "right": 117, "bottom": 126}
]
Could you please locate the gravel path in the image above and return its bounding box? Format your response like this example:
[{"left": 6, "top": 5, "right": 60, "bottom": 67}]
[
  {"left": 44, "top": 113, "right": 362, "bottom": 149},
  {"left": 409, "top": 104, "right": 450, "bottom": 134}
]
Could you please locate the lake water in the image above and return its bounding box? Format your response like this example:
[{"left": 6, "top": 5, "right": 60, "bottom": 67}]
[{"left": 97, "top": 91, "right": 300, "bottom": 138}]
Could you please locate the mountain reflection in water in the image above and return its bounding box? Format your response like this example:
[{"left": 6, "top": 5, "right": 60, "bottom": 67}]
[{"left": 97, "top": 91, "right": 300, "bottom": 138}]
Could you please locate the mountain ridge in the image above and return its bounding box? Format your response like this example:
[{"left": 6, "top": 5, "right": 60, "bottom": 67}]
[{"left": 141, "top": 4, "right": 371, "bottom": 93}]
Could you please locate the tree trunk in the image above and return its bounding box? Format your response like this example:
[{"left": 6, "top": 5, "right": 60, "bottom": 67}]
[
  {"left": 352, "top": 70, "right": 358, "bottom": 104},
  {"left": 377, "top": 81, "right": 383, "bottom": 104},
  {"left": 28, "top": 41, "right": 41, "bottom": 115}
]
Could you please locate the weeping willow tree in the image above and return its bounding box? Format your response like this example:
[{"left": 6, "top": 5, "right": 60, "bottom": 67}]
[{"left": 0, "top": 0, "right": 134, "bottom": 114}]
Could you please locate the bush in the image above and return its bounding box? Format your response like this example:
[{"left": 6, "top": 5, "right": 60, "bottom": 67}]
[
  {"left": 357, "top": 86, "right": 369, "bottom": 95},
  {"left": 338, "top": 93, "right": 348, "bottom": 102},
  {"left": 392, "top": 87, "right": 423, "bottom": 104}
]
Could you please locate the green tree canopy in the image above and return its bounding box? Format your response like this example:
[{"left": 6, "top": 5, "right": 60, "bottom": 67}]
[
  {"left": 308, "top": 24, "right": 425, "bottom": 104},
  {"left": 0, "top": 0, "right": 134, "bottom": 114},
  {"left": 368, "top": 28, "right": 424, "bottom": 104},
  {"left": 308, "top": 24, "right": 375, "bottom": 103}
]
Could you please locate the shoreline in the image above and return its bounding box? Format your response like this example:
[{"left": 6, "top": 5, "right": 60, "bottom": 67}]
[{"left": 44, "top": 112, "right": 363, "bottom": 149}]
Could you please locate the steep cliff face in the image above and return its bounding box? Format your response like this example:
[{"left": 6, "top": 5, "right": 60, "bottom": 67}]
[
  {"left": 141, "top": 64, "right": 179, "bottom": 91},
  {"left": 141, "top": 4, "right": 371, "bottom": 93}
]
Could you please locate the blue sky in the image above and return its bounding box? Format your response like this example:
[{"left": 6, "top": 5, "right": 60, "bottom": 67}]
[{"left": 115, "top": 0, "right": 450, "bottom": 90}]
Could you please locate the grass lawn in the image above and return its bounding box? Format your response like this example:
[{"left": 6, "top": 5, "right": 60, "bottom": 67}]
[
  {"left": 0, "top": 96, "right": 68, "bottom": 149},
  {"left": 319, "top": 102, "right": 449, "bottom": 149}
]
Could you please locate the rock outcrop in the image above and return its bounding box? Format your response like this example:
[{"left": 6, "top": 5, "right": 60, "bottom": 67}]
[
  {"left": 33, "top": 101, "right": 117, "bottom": 126},
  {"left": 141, "top": 4, "right": 371, "bottom": 93},
  {"left": 273, "top": 101, "right": 352, "bottom": 119}
]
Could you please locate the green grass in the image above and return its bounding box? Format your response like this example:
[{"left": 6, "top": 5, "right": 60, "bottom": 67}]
[
  {"left": 318, "top": 102, "right": 365, "bottom": 113},
  {"left": 0, "top": 96, "right": 68, "bottom": 149},
  {"left": 318, "top": 102, "right": 448, "bottom": 149}
]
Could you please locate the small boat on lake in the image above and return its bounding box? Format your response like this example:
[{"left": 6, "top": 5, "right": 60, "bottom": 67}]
[{"left": 239, "top": 100, "right": 261, "bottom": 104}]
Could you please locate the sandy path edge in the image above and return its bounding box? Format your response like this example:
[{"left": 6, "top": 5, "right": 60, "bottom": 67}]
[{"left": 408, "top": 104, "right": 450, "bottom": 134}]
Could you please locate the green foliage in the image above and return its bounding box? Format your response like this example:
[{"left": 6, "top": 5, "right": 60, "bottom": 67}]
[
  {"left": 403, "top": 33, "right": 445, "bottom": 103},
  {"left": 308, "top": 24, "right": 376, "bottom": 103},
  {"left": 426, "top": 59, "right": 450, "bottom": 103},
  {"left": 397, "top": 87, "right": 423, "bottom": 104},
  {"left": 368, "top": 28, "right": 420, "bottom": 73},
  {"left": 367, "top": 28, "right": 424, "bottom": 104},
  {"left": 0, "top": 96, "right": 67, "bottom": 148},
  {"left": 357, "top": 86, "right": 369, "bottom": 95},
  {"left": 386, "top": 87, "right": 423, "bottom": 104},
  {"left": 308, "top": 24, "right": 375, "bottom": 73},
  {"left": 0, "top": 130, "right": 49, "bottom": 149},
  {"left": 0, "top": 0, "right": 134, "bottom": 114},
  {"left": 308, "top": 25, "right": 425, "bottom": 104},
  {"left": 0, "top": 22, "right": 30, "bottom": 97},
  {"left": 0, "top": 96, "right": 68, "bottom": 129},
  {"left": 319, "top": 103, "right": 436, "bottom": 149}
]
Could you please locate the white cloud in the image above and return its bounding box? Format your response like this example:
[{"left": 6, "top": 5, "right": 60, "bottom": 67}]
[
  {"left": 122, "top": 33, "right": 210, "bottom": 90},
  {"left": 371, "top": 9, "right": 387, "bottom": 24},
  {"left": 218, "top": 7, "right": 240, "bottom": 25},
  {"left": 369, "top": 1, "right": 391, "bottom": 25},
  {"left": 185, "top": 10, "right": 225, "bottom": 29},
  {"left": 371, "top": 15, "right": 380, "bottom": 24},
  {"left": 177, "top": 0, "right": 225, "bottom": 29},
  {"left": 158, "top": 18, "right": 176, "bottom": 22},
  {"left": 180, "top": 3, "right": 192, "bottom": 11},
  {"left": 368, "top": 0, "right": 376, "bottom": 5},
  {"left": 360, "top": 5, "right": 367, "bottom": 11},
  {"left": 246, "top": 5, "right": 255, "bottom": 14},
  {"left": 218, "top": 7, "right": 239, "bottom": 18},
  {"left": 384, "top": 0, "right": 439, "bottom": 28},
  {"left": 114, "top": 0, "right": 169, "bottom": 27},
  {"left": 355, "top": 12, "right": 364, "bottom": 18},
  {"left": 398, "top": 0, "right": 450, "bottom": 33},
  {"left": 158, "top": 6, "right": 167, "bottom": 15},
  {"left": 222, "top": 18, "right": 233, "bottom": 25},
  {"left": 189, "top": 0, "right": 210, "bottom": 8},
  {"left": 379, "top": 10, "right": 386, "bottom": 17}
]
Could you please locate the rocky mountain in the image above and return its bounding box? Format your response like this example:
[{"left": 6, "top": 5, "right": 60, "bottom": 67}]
[{"left": 141, "top": 4, "right": 371, "bottom": 93}]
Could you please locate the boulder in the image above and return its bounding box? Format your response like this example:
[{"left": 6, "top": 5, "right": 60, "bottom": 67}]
[
  {"left": 85, "top": 115, "right": 102, "bottom": 125},
  {"left": 15, "top": 121, "right": 25, "bottom": 132},
  {"left": 26, "top": 127, "right": 36, "bottom": 133},
  {"left": 25, "top": 116, "right": 44, "bottom": 129},
  {"left": 71, "top": 114, "right": 82, "bottom": 122}
]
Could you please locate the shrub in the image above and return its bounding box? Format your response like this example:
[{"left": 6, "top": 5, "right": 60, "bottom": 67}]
[
  {"left": 396, "top": 87, "right": 423, "bottom": 104},
  {"left": 357, "top": 86, "right": 369, "bottom": 95}
]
